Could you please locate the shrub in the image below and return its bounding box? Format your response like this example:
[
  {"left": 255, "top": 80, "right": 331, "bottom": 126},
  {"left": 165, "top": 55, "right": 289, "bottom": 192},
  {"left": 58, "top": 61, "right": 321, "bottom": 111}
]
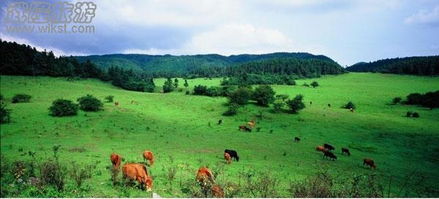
[
  {"left": 185, "top": 91, "right": 190, "bottom": 95},
  {"left": 77, "top": 95, "right": 103, "bottom": 112},
  {"left": 40, "top": 160, "right": 66, "bottom": 191},
  {"left": 193, "top": 85, "right": 208, "bottom": 95},
  {"left": 69, "top": 162, "right": 93, "bottom": 188},
  {"left": 12, "top": 94, "right": 31, "bottom": 103},
  {"left": 0, "top": 101, "right": 11, "bottom": 124},
  {"left": 285, "top": 78, "right": 296, "bottom": 85},
  {"left": 163, "top": 78, "right": 175, "bottom": 93},
  {"left": 302, "top": 83, "right": 310, "bottom": 87},
  {"left": 229, "top": 87, "right": 252, "bottom": 105},
  {"left": 392, "top": 97, "right": 402, "bottom": 104},
  {"left": 206, "top": 86, "right": 222, "bottom": 97},
  {"left": 405, "top": 91, "right": 439, "bottom": 109},
  {"left": 343, "top": 101, "right": 356, "bottom": 110},
  {"left": 273, "top": 95, "right": 289, "bottom": 113},
  {"left": 104, "top": 95, "right": 114, "bottom": 103},
  {"left": 406, "top": 93, "right": 423, "bottom": 105},
  {"left": 223, "top": 103, "right": 240, "bottom": 116},
  {"left": 286, "top": 95, "right": 305, "bottom": 113},
  {"left": 412, "top": 112, "right": 420, "bottom": 118},
  {"left": 310, "top": 81, "right": 319, "bottom": 88},
  {"left": 49, "top": 99, "right": 78, "bottom": 117},
  {"left": 252, "top": 85, "right": 276, "bottom": 106},
  {"left": 173, "top": 78, "right": 179, "bottom": 88}
]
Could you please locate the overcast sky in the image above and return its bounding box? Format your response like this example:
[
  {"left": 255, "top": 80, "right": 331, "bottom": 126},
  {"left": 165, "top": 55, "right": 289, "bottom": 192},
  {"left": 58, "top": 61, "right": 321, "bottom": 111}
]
[{"left": 1, "top": 0, "right": 438, "bottom": 66}]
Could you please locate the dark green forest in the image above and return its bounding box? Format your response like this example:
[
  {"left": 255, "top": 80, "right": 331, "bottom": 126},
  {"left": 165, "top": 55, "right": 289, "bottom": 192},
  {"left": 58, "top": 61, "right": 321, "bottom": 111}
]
[
  {"left": 347, "top": 56, "right": 439, "bottom": 76},
  {"left": 1, "top": 40, "right": 346, "bottom": 89},
  {"left": 74, "top": 52, "right": 337, "bottom": 76}
]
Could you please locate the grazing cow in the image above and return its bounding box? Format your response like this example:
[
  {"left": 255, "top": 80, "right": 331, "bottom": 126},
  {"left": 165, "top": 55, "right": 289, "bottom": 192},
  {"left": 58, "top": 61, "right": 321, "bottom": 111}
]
[
  {"left": 114, "top": 102, "right": 119, "bottom": 106},
  {"left": 224, "top": 152, "right": 232, "bottom": 164},
  {"left": 224, "top": 149, "right": 240, "bottom": 161},
  {"left": 143, "top": 151, "right": 154, "bottom": 166},
  {"left": 211, "top": 184, "right": 224, "bottom": 198},
  {"left": 341, "top": 147, "right": 351, "bottom": 156},
  {"left": 110, "top": 153, "right": 122, "bottom": 169},
  {"left": 323, "top": 151, "right": 337, "bottom": 160},
  {"left": 316, "top": 146, "right": 327, "bottom": 152},
  {"left": 217, "top": 119, "right": 222, "bottom": 125},
  {"left": 247, "top": 120, "right": 256, "bottom": 128},
  {"left": 363, "top": 158, "right": 376, "bottom": 169},
  {"left": 324, "top": 143, "right": 335, "bottom": 151},
  {"left": 196, "top": 167, "right": 215, "bottom": 186},
  {"left": 350, "top": 108, "right": 354, "bottom": 112},
  {"left": 294, "top": 137, "right": 301, "bottom": 142},
  {"left": 328, "top": 103, "right": 331, "bottom": 108},
  {"left": 122, "top": 163, "right": 153, "bottom": 191},
  {"left": 239, "top": 125, "right": 252, "bottom": 132},
  {"left": 310, "top": 101, "right": 313, "bottom": 105}
]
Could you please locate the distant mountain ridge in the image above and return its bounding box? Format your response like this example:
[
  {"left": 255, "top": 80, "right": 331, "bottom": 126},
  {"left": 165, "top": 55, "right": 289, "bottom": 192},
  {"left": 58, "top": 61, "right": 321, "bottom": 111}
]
[
  {"left": 75, "top": 52, "right": 338, "bottom": 73},
  {"left": 347, "top": 56, "right": 439, "bottom": 76}
]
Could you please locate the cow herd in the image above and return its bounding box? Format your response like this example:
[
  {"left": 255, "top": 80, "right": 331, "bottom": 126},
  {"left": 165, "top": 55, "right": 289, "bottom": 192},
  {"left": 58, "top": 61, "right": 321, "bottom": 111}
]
[
  {"left": 110, "top": 151, "right": 154, "bottom": 191},
  {"left": 108, "top": 119, "right": 376, "bottom": 196},
  {"left": 109, "top": 149, "right": 240, "bottom": 197},
  {"left": 314, "top": 143, "right": 376, "bottom": 169}
]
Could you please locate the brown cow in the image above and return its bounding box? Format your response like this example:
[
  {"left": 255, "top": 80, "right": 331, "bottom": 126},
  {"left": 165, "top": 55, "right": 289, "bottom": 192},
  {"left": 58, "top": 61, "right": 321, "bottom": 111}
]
[
  {"left": 196, "top": 167, "right": 215, "bottom": 186},
  {"left": 363, "top": 158, "right": 376, "bottom": 169},
  {"left": 247, "top": 120, "right": 256, "bottom": 128},
  {"left": 316, "top": 146, "right": 328, "bottom": 152},
  {"left": 224, "top": 152, "right": 232, "bottom": 164},
  {"left": 110, "top": 153, "right": 122, "bottom": 169},
  {"left": 122, "top": 163, "right": 153, "bottom": 191},
  {"left": 211, "top": 184, "right": 224, "bottom": 198},
  {"left": 114, "top": 102, "right": 119, "bottom": 106},
  {"left": 142, "top": 150, "right": 154, "bottom": 166}
]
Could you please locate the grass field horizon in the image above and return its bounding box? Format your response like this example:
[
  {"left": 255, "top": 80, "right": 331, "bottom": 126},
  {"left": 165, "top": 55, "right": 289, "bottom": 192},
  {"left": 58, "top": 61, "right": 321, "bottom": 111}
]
[{"left": 1, "top": 72, "right": 439, "bottom": 197}]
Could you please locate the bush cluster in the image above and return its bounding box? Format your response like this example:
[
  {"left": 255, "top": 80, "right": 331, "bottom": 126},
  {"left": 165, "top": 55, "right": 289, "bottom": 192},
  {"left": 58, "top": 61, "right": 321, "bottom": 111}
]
[
  {"left": 405, "top": 91, "right": 439, "bottom": 109},
  {"left": 77, "top": 95, "right": 103, "bottom": 112},
  {"left": 12, "top": 94, "right": 31, "bottom": 103},
  {"left": 49, "top": 99, "right": 78, "bottom": 117}
]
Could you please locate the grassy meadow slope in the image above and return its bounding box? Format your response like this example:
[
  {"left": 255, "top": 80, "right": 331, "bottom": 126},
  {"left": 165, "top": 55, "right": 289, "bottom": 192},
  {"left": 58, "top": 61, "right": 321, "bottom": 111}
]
[{"left": 1, "top": 73, "right": 438, "bottom": 197}]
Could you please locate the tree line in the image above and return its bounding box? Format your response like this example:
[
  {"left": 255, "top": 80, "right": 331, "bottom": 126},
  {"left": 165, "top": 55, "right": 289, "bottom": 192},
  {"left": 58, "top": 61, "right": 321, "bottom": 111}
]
[
  {"left": 0, "top": 40, "right": 155, "bottom": 92},
  {"left": 1, "top": 40, "right": 343, "bottom": 91},
  {"left": 347, "top": 56, "right": 439, "bottom": 76}
]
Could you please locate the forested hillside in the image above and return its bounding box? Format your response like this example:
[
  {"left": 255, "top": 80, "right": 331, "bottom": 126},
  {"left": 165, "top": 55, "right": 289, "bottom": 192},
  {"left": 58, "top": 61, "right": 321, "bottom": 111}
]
[
  {"left": 347, "top": 56, "right": 439, "bottom": 76},
  {"left": 75, "top": 52, "right": 339, "bottom": 76}
]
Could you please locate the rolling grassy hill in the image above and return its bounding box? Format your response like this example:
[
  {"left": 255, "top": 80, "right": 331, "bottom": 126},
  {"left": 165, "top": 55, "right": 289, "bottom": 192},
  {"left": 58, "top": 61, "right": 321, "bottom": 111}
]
[{"left": 1, "top": 73, "right": 439, "bottom": 197}]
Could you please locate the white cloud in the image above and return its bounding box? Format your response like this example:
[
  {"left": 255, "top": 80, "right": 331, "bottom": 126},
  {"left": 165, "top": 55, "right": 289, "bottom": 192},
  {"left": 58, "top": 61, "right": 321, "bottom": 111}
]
[
  {"left": 121, "top": 23, "right": 331, "bottom": 56},
  {"left": 405, "top": 6, "right": 439, "bottom": 25},
  {"left": 182, "top": 24, "right": 295, "bottom": 55},
  {"left": 94, "top": 0, "right": 243, "bottom": 27}
]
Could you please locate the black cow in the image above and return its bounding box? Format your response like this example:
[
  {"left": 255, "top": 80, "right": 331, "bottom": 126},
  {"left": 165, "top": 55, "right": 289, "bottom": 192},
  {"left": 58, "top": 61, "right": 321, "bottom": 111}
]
[
  {"left": 324, "top": 143, "right": 335, "bottom": 151},
  {"left": 218, "top": 119, "right": 222, "bottom": 125},
  {"left": 224, "top": 149, "right": 239, "bottom": 161},
  {"left": 323, "top": 151, "right": 337, "bottom": 160},
  {"left": 328, "top": 104, "right": 331, "bottom": 108},
  {"left": 294, "top": 137, "right": 301, "bottom": 142},
  {"left": 341, "top": 147, "right": 351, "bottom": 156}
]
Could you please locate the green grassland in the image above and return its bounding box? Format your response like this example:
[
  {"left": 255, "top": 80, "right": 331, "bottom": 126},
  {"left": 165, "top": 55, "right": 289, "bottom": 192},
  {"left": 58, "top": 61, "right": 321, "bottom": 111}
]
[{"left": 1, "top": 73, "right": 439, "bottom": 197}]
